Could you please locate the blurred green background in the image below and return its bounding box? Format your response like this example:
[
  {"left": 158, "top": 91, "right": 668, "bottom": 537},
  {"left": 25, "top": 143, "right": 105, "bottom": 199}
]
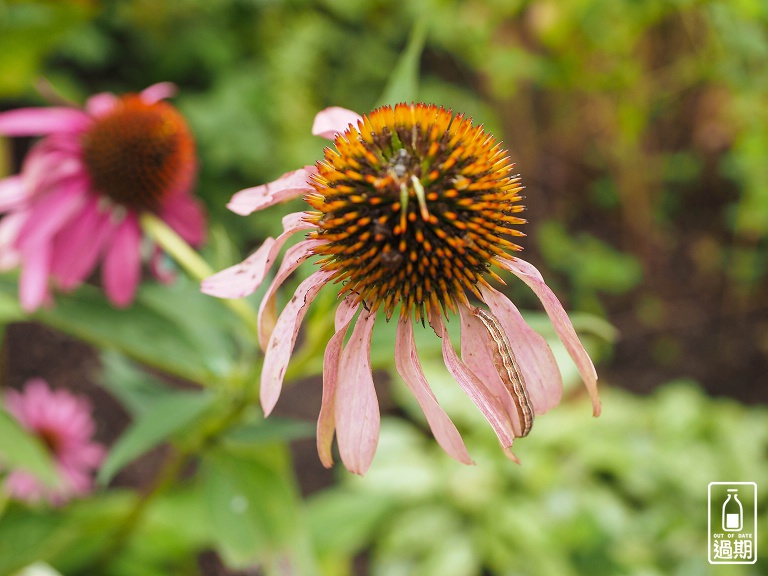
[{"left": 0, "top": 0, "right": 766, "bottom": 574}]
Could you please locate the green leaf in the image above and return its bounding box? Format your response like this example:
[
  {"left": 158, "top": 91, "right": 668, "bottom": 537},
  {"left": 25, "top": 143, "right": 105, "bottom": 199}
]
[
  {"left": 0, "top": 492, "right": 135, "bottom": 575},
  {"left": 308, "top": 490, "right": 393, "bottom": 556},
  {"left": 223, "top": 417, "right": 315, "bottom": 446},
  {"left": 99, "top": 351, "right": 180, "bottom": 417},
  {"left": 0, "top": 408, "right": 58, "bottom": 488},
  {"left": 376, "top": 19, "right": 428, "bottom": 106},
  {"left": 202, "top": 445, "right": 312, "bottom": 571},
  {"left": 106, "top": 484, "right": 209, "bottom": 576},
  {"left": 97, "top": 391, "right": 214, "bottom": 485}
]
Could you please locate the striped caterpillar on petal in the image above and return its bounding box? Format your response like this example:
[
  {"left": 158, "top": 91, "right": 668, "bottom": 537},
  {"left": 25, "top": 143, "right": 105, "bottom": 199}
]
[{"left": 471, "top": 306, "right": 534, "bottom": 437}]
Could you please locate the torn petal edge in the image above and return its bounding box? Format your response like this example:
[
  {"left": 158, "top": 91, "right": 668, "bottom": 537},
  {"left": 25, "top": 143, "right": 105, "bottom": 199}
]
[
  {"left": 227, "top": 167, "right": 317, "bottom": 216},
  {"left": 260, "top": 268, "right": 334, "bottom": 416},
  {"left": 201, "top": 212, "right": 312, "bottom": 299},
  {"left": 257, "top": 237, "right": 323, "bottom": 352}
]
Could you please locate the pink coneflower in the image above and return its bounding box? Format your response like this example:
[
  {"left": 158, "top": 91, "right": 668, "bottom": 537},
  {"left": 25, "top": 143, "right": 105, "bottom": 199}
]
[
  {"left": 3, "top": 378, "right": 105, "bottom": 504},
  {"left": 203, "top": 103, "right": 601, "bottom": 474},
  {"left": 0, "top": 83, "right": 205, "bottom": 311}
]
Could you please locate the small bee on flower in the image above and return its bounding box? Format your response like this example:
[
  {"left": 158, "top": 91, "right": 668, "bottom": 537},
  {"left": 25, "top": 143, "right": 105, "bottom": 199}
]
[
  {"left": 203, "top": 103, "right": 600, "bottom": 474},
  {"left": 0, "top": 83, "right": 205, "bottom": 310}
]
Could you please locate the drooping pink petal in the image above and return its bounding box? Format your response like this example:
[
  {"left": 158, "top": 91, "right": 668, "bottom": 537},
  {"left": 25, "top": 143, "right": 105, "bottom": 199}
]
[
  {"left": 335, "top": 308, "right": 380, "bottom": 476},
  {"left": 22, "top": 138, "right": 84, "bottom": 197},
  {"left": 201, "top": 212, "right": 313, "bottom": 299},
  {"left": 317, "top": 296, "right": 359, "bottom": 468},
  {"left": 102, "top": 213, "right": 142, "bottom": 307},
  {"left": 50, "top": 198, "right": 114, "bottom": 290},
  {"left": 19, "top": 241, "right": 51, "bottom": 312},
  {"left": 260, "top": 269, "right": 334, "bottom": 415},
  {"left": 85, "top": 92, "right": 118, "bottom": 117},
  {"left": 457, "top": 304, "right": 526, "bottom": 438},
  {"left": 0, "top": 211, "right": 24, "bottom": 270},
  {"left": 0, "top": 107, "right": 91, "bottom": 136},
  {"left": 15, "top": 177, "right": 88, "bottom": 253},
  {"left": 311, "top": 107, "right": 363, "bottom": 140},
  {"left": 431, "top": 313, "right": 518, "bottom": 454},
  {"left": 202, "top": 238, "right": 275, "bottom": 299},
  {"left": 0, "top": 175, "right": 29, "bottom": 211},
  {"left": 499, "top": 257, "right": 601, "bottom": 416},
  {"left": 258, "top": 237, "right": 324, "bottom": 351},
  {"left": 395, "top": 316, "right": 473, "bottom": 465},
  {"left": 226, "top": 167, "right": 317, "bottom": 216},
  {"left": 160, "top": 193, "right": 206, "bottom": 246},
  {"left": 479, "top": 284, "right": 563, "bottom": 414},
  {"left": 140, "top": 82, "right": 178, "bottom": 104}
]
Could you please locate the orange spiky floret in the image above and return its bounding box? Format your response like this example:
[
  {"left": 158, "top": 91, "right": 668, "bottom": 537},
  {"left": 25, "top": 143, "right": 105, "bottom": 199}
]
[{"left": 306, "top": 103, "right": 526, "bottom": 322}]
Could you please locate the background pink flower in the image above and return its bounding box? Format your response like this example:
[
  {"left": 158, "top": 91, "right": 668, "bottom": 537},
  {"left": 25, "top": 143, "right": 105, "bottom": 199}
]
[
  {"left": 3, "top": 378, "right": 105, "bottom": 505},
  {"left": 0, "top": 83, "right": 206, "bottom": 311}
]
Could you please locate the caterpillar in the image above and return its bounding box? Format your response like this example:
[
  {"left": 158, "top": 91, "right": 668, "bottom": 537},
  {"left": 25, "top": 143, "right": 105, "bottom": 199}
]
[{"left": 472, "top": 307, "right": 534, "bottom": 437}]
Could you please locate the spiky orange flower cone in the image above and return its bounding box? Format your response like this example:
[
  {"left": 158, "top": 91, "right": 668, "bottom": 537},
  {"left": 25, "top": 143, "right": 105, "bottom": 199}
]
[{"left": 305, "top": 104, "right": 526, "bottom": 323}]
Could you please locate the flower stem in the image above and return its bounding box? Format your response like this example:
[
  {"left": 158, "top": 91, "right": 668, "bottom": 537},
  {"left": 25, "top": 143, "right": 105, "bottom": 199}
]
[
  {"left": 139, "top": 212, "right": 213, "bottom": 281},
  {"left": 140, "top": 212, "right": 260, "bottom": 336}
]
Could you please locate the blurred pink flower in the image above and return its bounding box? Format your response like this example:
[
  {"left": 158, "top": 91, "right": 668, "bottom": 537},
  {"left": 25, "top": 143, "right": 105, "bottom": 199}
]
[
  {"left": 0, "top": 83, "right": 206, "bottom": 310},
  {"left": 3, "top": 378, "right": 105, "bottom": 504},
  {"left": 203, "top": 103, "right": 601, "bottom": 474}
]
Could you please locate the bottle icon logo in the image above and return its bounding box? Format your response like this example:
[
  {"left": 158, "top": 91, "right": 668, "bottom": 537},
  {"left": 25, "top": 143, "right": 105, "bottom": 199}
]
[
  {"left": 722, "top": 489, "right": 743, "bottom": 532},
  {"left": 708, "top": 482, "right": 757, "bottom": 564}
]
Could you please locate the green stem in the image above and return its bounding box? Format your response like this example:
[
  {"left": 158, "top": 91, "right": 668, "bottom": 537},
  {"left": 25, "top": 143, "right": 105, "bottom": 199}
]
[
  {"left": 140, "top": 212, "right": 212, "bottom": 281},
  {"left": 140, "top": 212, "right": 260, "bottom": 336}
]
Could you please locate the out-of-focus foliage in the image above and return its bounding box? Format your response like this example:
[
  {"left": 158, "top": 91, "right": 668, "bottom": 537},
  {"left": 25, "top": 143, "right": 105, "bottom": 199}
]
[
  {"left": 0, "top": 1, "right": 95, "bottom": 95},
  {"left": 310, "top": 380, "right": 768, "bottom": 576}
]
